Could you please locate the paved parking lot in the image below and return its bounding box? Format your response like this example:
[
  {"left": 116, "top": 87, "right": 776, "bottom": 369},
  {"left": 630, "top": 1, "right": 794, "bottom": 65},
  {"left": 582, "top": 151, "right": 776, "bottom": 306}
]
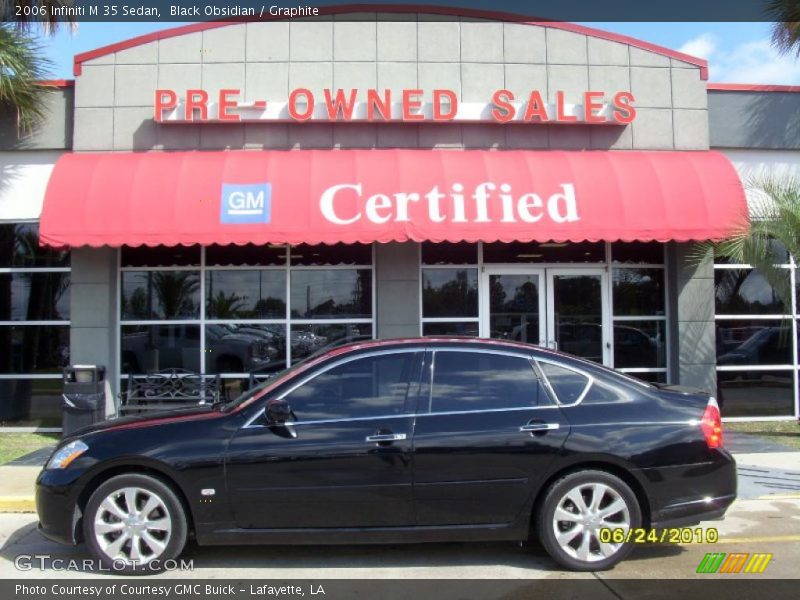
[{"left": 0, "top": 494, "right": 797, "bottom": 580}]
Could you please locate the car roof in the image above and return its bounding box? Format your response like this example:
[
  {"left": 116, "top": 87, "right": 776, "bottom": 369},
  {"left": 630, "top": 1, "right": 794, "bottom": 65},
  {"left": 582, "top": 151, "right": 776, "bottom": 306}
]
[{"left": 323, "top": 336, "right": 561, "bottom": 358}]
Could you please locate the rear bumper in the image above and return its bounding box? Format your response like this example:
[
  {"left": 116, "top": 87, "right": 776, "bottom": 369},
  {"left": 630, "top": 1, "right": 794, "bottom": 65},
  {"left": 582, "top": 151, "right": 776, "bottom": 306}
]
[
  {"left": 642, "top": 450, "right": 737, "bottom": 529},
  {"left": 650, "top": 493, "right": 736, "bottom": 528}
]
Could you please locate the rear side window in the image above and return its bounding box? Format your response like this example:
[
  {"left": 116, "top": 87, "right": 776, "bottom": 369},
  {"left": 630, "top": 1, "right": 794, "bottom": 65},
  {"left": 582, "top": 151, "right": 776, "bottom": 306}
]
[
  {"left": 430, "top": 351, "right": 549, "bottom": 412},
  {"left": 538, "top": 361, "right": 591, "bottom": 405},
  {"left": 284, "top": 352, "right": 417, "bottom": 421}
]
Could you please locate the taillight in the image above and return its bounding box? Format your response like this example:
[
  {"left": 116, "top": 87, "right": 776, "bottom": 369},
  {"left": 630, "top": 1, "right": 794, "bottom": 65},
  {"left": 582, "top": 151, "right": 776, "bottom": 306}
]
[{"left": 700, "top": 397, "right": 723, "bottom": 448}]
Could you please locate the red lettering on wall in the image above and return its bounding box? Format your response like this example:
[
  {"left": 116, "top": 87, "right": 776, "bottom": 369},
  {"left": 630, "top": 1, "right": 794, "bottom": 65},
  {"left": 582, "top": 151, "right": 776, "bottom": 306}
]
[
  {"left": 402, "top": 89, "right": 424, "bottom": 121},
  {"left": 366, "top": 89, "right": 391, "bottom": 121},
  {"left": 154, "top": 89, "right": 177, "bottom": 122},
  {"left": 289, "top": 88, "right": 315, "bottom": 121},
  {"left": 433, "top": 89, "right": 458, "bottom": 121},
  {"left": 583, "top": 91, "right": 606, "bottom": 123},
  {"left": 324, "top": 89, "right": 358, "bottom": 120},
  {"left": 218, "top": 89, "right": 241, "bottom": 122},
  {"left": 523, "top": 91, "right": 548, "bottom": 122},
  {"left": 612, "top": 92, "right": 636, "bottom": 124},
  {"left": 555, "top": 91, "right": 578, "bottom": 122},
  {"left": 490, "top": 90, "right": 515, "bottom": 123},
  {"left": 185, "top": 89, "right": 209, "bottom": 121}
]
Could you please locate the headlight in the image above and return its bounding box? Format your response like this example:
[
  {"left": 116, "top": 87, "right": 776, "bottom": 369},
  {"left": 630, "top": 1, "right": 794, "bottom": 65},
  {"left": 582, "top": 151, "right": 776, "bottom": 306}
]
[{"left": 46, "top": 440, "right": 88, "bottom": 470}]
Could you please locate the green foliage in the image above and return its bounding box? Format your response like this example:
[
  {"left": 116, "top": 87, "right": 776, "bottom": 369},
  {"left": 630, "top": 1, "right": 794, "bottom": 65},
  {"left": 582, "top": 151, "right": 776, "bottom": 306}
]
[
  {"left": 0, "top": 25, "right": 52, "bottom": 132},
  {"left": 696, "top": 173, "right": 800, "bottom": 313},
  {"left": 766, "top": 0, "right": 800, "bottom": 56}
]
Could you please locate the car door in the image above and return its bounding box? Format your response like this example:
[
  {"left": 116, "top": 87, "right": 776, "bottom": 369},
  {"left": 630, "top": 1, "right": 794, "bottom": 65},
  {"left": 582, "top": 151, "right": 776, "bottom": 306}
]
[
  {"left": 412, "top": 348, "right": 570, "bottom": 526},
  {"left": 226, "top": 349, "right": 422, "bottom": 529}
]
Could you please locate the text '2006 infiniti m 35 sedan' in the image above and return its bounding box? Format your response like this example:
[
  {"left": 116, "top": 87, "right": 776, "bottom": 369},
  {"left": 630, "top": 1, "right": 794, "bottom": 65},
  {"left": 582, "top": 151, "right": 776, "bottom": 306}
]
[{"left": 36, "top": 337, "right": 736, "bottom": 573}]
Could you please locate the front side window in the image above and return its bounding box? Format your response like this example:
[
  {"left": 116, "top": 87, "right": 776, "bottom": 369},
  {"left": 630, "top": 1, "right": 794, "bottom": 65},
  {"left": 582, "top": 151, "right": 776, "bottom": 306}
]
[
  {"left": 429, "top": 351, "right": 548, "bottom": 413},
  {"left": 282, "top": 352, "right": 417, "bottom": 422}
]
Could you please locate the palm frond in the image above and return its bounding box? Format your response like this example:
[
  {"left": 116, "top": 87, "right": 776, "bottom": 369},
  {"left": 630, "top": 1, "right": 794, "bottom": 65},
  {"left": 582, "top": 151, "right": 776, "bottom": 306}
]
[
  {"left": 0, "top": 25, "right": 53, "bottom": 132},
  {"left": 766, "top": 1, "right": 800, "bottom": 55},
  {"left": 2, "top": 1, "right": 77, "bottom": 35}
]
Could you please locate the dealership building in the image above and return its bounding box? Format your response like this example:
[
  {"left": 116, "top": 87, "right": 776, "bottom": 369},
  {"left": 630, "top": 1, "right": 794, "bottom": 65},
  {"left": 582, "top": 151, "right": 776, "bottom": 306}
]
[{"left": 2, "top": 8, "right": 800, "bottom": 430}]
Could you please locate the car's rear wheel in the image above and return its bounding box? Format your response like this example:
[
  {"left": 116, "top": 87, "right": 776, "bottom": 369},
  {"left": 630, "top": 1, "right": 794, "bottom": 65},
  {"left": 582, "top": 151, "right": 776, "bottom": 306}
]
[
  {"left": 84, "top": 474, "right": 187, "bottom": 574},
  {"left": 536, "top": 470, "right": 641, "bottom": 571}
]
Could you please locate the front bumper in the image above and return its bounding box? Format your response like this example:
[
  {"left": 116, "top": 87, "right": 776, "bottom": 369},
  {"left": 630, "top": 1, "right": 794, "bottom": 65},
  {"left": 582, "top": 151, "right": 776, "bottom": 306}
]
[{"left": 35, "top": 469, "right": 83, "bottom": 546}]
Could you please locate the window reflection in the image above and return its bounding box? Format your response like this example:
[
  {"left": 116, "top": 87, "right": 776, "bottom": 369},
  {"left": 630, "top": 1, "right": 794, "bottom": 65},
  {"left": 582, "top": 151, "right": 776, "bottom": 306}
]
[
  {"left": 0, "top": 273, "right": 70, "bottom": 321},
  {"left": 717, "top": 371, "right": 794, "bottom": 417},
  {"left": 431, "top": 351, "right": 547, "bottom": 411},
  {"left": 206, "top": 271, "right": 286, "bottom": 319},
  {"left": 121, "top": 245, "right": 200, "bottom": 267},
  {"left": 284, "top": 352, "right": 414, "bottom": 421},
  {"left": 121, "top": 271, "right": 200, "bottom": 320},
  {"left": 422, "top": 322, "right": 479, "bottom": 337},
  {"left": 290, "top": 270, "right": 371, "bottom": 319},
  {"left": 0, "top": 223, "right": 69, "bottom": 268},
  {"left": 422, "top": 268, "right": 478, "bottom": 318},
  {"left": 290, "top": 324, "right": 372, "bottom": 363},
  {"left": 715, "top": 269, "right": 786, "bottom": 315},
  {"left": 613, "top": 269, "right": 665, "bottom": 316},
  {"left": 205, "top": 324, "right": 286, "bottom": 374},
  {"left": 121, "top": 325, "right": 202, "bottom": 374},
  {"left": 421, "top": 242, "right": 477, "bottom": 265},
  {"left": 0, "top": 379, "right": 62, "bottom": 427},
  {"left": 290, "top": 243, "right": 372, "bottom": 266},
  {"left": 0, "top": 325, "right": 70, "bottom": 374},
  {"left": 614, "top": 321, "right": 666, "bottom": 369},
  {"left": 716, "top": 320, "right": 792, "bottom": 366}
]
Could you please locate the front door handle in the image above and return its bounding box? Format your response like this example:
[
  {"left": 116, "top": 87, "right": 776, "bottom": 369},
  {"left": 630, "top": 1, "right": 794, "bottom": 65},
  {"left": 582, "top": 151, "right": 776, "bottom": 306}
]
[
  {"left": 519, "top": 422, "right": 560, "bottom": 433},
  {"left": 365, "top": 433, "right": 407, "bottom": 443}
]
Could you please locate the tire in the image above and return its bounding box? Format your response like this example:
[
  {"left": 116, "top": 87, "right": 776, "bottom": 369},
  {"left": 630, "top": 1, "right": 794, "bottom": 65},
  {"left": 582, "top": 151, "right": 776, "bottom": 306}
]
[
  {"left": 83, "top": 473, "right": 188, "bottom": 575},
  {"left": 535, "top": 469, "right": 641, "bottom": 571}
]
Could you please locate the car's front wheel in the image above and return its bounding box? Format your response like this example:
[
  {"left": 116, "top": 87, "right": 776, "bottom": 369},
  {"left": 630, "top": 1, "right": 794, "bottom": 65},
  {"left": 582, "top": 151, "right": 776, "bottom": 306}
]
[
  {"left": 536, "top": 469, "right": 641, "bottom": 571},
  {"left": 84, "top": 473, "right": 188, "bottom": 574}
]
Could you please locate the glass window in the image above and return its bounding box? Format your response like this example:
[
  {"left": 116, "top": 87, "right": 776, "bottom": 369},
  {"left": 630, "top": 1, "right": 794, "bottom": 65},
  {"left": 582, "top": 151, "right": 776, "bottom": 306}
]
[
  {"left": 715, "top": 269, "right": 787, "bottom": 315},
  {"left": 422, "top": 322, "right": 479, "bottom": 337},
  {"left": 483, "top": 241, "right": 604, "bottom": 263},
  {"left": 206, "top": 271, "right": 286, "bottom": 319},
  {"left": 538, "top": 361, "right": 590, "bottom": 405},
  {"left": 290, "top": 243, "right": 372, "bottom": 266},
  {"left": 614, "top": 321, "right": 666, "bottom": 369},
  {"left": 422, "top": 268, "right": 478, "bottom": 318},
  {"left": 625, "top": 371, "right": 666, "bottom": 384},
  {"left": 716, "top": 320, "right": 792, "bottom": 366},
  {"left": 0, "top": 223, "right": 69, "bottom": 268},
  {"left": 121, "top": 245, "right": 201, "bottom": 267},
  {"left": 612, "top": 269, "right": 665, "bottom": 316},
  {"left": 121, "top": 325, "right": 202, "bottom": 374},
  {"left": 0, "top": 325, "right": 70, "bottom": 374},
  {"left": 717, "top": 371, "right": 794, "bottom": 417},
  {"left": 421, "top": 242, "right": 477, "bottom": 265},
  {"left": 205, "top": 324, "right": 286, "bottom": 375},
  {"left": 430, "top": 351, "right": 547, "bottom": 412},
  {"left": 0, "top": 378, "right": 62, "bottom": 427},
  {"left": 290, "top": 323, "right": 372, "bottom": 363},
  {"left": 206, "top": 244, "right": 286, "bottom": 266},
  {"left": 121, "top": 271, "right": 201, "bottom": 320},
  {"left": 0, "top": 273, "right": 70, "bottom": 321},
  {"left": 290, "top": 270, "right": 372, "bottom": 319},
  {"left": 283, "top": 352, "right": 416, "bottom": 421},
  {"left": 611, "top": 242, "right": 663, "bottom": 264}
]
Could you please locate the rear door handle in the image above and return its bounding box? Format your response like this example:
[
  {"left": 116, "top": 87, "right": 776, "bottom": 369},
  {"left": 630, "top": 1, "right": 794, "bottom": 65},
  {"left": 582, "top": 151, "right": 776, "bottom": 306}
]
[
  {"left": 519, "top": 423, "right": 560, "bottom": 433},
  {"left": 365, "top": 433, "right": 407, "bottom": 443}
]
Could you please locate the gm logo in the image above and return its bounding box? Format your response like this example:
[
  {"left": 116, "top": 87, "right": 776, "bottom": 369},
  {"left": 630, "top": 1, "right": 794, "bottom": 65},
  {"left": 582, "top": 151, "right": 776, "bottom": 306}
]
[{"left": 220, "top": 183, "right": 271, "bottom": 224}]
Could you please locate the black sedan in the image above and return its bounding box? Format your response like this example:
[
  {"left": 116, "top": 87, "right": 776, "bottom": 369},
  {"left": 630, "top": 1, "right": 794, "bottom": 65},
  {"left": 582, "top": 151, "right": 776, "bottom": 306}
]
[{"left": 36, "top": 337, "right": 736, "bottom": 573}]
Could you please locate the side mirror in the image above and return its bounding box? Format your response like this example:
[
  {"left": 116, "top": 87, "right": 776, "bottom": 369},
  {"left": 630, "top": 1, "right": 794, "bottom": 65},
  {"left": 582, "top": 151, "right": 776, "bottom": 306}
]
[{"left": 264, "top": 398, "right": 292, "bottom": 426}]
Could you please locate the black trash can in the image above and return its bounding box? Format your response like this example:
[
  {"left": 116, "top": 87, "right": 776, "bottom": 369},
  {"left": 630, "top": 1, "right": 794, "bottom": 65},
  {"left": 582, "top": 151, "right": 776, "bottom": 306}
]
[{"left": 62, "top": 365, "right": 106, "bottom": 437}]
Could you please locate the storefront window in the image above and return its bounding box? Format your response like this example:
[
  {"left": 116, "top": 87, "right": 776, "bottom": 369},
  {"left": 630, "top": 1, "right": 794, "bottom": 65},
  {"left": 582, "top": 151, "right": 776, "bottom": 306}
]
[
  {"left": 611, "top": 242, "right": 664, "bottom": 265},
  {"left": 421, "top": 242, "right": 478, "bottom": 265},
  {"left": 119, "top": 244, "right": 374, "bottom": 389},
  {"left": 715, "top": 254, "right": 798, "bottom": 418},
  {"left": 483, "top": 241, "right": 605, "bottom": 263},
  {"left": 0, "top": 223, "right": 70, "bottom": 428}
]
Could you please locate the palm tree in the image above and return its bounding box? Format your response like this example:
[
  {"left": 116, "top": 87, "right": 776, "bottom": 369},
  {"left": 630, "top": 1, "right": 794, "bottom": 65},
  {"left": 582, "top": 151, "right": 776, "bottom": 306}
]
[
  {"left": 0, "top": 26, "right": 52, "bottom": 131},
  {"left": 767, "top": 0, "right": 800, "bottom": 55},
  {"left": 700, "top": 174, "right": 800, "bottom": 311}
]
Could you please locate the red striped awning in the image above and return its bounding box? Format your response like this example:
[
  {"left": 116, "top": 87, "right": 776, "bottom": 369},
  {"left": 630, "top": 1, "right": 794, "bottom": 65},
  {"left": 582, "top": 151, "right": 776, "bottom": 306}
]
[{"left": 39, "top": 149, "right": 747, "bottom": 248}]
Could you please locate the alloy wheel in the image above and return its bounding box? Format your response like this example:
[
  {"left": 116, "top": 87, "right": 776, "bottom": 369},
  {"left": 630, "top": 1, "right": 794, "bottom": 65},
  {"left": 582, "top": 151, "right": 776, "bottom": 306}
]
[
  {"left": 93, "top": 486, "right": 172, "bottom": 565},
  {"left": 551, "top": 482, "right": 631, "bottom": 563}
]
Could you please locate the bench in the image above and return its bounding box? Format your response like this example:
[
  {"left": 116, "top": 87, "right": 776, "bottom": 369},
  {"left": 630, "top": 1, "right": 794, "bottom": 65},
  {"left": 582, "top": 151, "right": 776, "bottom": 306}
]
[{"left": 118, "top": 369, "right": 222, "bottom": 415}]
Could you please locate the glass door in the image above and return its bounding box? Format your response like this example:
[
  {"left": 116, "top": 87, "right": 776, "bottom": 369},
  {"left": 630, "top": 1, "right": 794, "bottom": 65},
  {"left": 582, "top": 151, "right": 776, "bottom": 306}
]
[
  {"left": 481, "top": 269, "right": 546, "bottom": 345},
  {"left": 546, "top": 269, "right": 610, "bottom": 365}
]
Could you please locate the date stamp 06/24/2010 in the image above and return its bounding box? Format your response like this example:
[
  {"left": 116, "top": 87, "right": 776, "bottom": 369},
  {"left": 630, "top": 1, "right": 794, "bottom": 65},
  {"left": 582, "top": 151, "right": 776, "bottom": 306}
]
[{"left": 598, "top": 527, "right": 720, "bottom": 544}]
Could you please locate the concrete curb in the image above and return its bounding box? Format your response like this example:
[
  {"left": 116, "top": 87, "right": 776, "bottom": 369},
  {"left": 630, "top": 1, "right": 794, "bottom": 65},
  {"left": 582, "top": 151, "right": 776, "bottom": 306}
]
[{"left": 0, "top": 498, "right": 36, "bottom": 513}]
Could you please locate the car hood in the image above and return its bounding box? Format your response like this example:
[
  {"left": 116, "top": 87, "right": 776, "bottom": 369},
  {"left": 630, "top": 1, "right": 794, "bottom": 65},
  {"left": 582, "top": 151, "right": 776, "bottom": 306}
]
[{"left": 66, "top": 405, "right": 220, "bottom": 439}]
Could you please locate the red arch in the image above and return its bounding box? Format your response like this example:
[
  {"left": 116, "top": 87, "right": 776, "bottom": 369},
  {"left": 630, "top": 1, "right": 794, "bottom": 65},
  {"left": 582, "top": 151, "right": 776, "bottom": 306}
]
[{"left": 73, "top": 4, "right": 708, "bottom": 79}]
